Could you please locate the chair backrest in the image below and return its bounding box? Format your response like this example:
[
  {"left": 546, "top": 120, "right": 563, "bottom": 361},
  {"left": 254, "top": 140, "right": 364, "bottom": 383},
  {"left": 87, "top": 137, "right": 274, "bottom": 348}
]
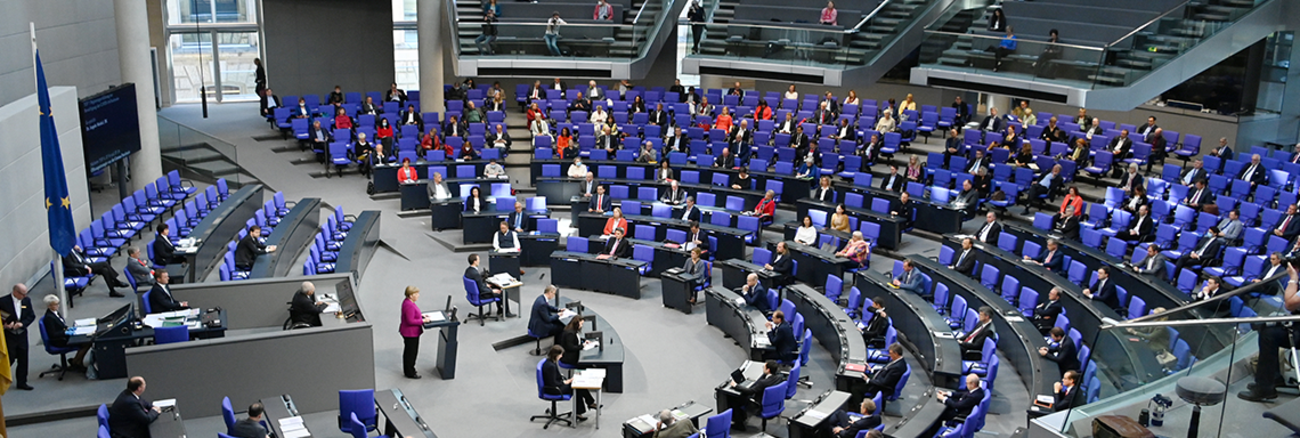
[
  {"left": 221, "top": 397, "right": 237, "bottom": 432},
  {"left": 888, "top": 364, "right": 911, "bottom": 401},
  {"left": 785, "top": 363, "right": 800, "bottom": 399},
  {"left": 761, "top": 382, "right": 787, "bottom": 417},
  {"left": 98, "top": 404, "right": 110, "bottom": 430},
  {"left": 705, "top": 409, "right": 732, "bottom": 438},
  {"left": 339, "top": 389, "right": 377, "bottom": 428},
  {"left": 154, "top": 325, "right": 189, "bottom": 344},
  {"left": 568, "top": 236, "right": 589, "bottom": 253},
  {"left": 349, "top": 412, "right": 367, "bottom": 438}
]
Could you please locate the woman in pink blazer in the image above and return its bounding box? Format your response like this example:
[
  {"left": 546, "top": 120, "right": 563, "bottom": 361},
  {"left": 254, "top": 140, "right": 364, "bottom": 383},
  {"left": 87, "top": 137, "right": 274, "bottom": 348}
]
[{"left": 400, "top": 286, "right": 431, "bottom": 379}]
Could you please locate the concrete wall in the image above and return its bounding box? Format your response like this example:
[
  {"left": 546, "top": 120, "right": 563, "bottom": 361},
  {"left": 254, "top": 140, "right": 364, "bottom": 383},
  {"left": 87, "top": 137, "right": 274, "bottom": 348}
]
[
  {"left": 0, "top": 2, "right": 122, "bottom": 107},
  {"left": 262, "top": 0, "right": 396, "bottom": 99},
  {"left": 0, "top": 87, "right": 92, "bottom": 289}
]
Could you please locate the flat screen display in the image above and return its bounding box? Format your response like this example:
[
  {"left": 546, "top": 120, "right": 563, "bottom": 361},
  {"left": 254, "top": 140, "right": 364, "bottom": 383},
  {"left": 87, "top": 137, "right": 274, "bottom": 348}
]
[{"left": 78, "top": 84, "right": 142, "bottom": 174}]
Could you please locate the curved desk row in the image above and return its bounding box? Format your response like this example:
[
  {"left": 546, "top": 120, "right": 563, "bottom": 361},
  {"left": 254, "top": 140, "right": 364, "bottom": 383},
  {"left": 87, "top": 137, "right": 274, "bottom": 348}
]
[
  {"left": 529, "top": 159, "right": 815, "bottom": 205},
  {"left": 335, "top": 211, "right": 382, "bottom": 281},
  {"left": 461, "top": 208, "right": 551, "bottom": 244},
  {"left": 250, "top": 198, "right": 321, "bottom": 279},
  {"left": 902, "top": 256, "right": 1061, "bottom": 401},
  {"left": 830, "top": 182, "right": 968, "bottom": 235},
  {"left": 999, "top": 223, "right": 1231, "bottom": 356},
  {"left": 782, "top": 284, "right": 871, "bottom": 392},
  {"left": 185, "top": 184, "right": 265, "bottom": 283},
  {"left": 704, "top": 287, "right": 775, "bottom": 360},
  {"left": 399, "top": 178, "right": 510, "bottom": 212},
  {"left": 372, "top": 159, "right": 490, "bottom": 193},
  {"left": 851, "top": 272, "right": 964, "bottom": 390},
  {"left": 780, "top": 241, "right": 862, "bottom": 285},
  {"left": 557, "top": 297, "right": 626, "bottom": 392},
  {"left": 717, "top": 259, "right": 782, "bottom": 291},
  {"left": 549, "top": 250, "right": 647, "bottom": 299},
  {"left": 538, "top": 176, "right": 767, "bottom": 212},
  {"left": 792, "top": 199, "right": 906, "bottom": 250},
  {"left": 576, "top": 212, "right": 749, "bottom": 261}
]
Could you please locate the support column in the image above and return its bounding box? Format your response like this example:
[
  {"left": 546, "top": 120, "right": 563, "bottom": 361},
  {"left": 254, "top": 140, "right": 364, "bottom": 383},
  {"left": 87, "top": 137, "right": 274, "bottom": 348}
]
[
  {"left": 116, "top": 0, "right": 163, "bottom": 191},
  {"left": 419, "top": 0, "right": 446, "bottom": 114}
]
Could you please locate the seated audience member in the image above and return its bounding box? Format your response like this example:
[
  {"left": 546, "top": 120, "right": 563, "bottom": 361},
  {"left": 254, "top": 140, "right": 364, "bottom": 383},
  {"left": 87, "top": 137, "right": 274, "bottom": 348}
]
[
  {"left": 41, "top": 294, "right": 91, "bottom": 370},
  {"left": 925, "top": 374, "right": 986, "bottom": 437},
  {"left": 1173, "top": 229, "right": 1223, "bottom": 274},
  {"left": 836, "top": 231, "right": 871, "bottom": 268},
  {"left": 234, "top": 226, "right": 276, "bottom": 271},
  {"left": 661, "top": 180, "right": 687, "bottom": 204},
  {"left": 794, "top": 216, "right": 818, "bottom": 246},
  {"left": 727, "top": 360, "right": 783, "bottom": 426},
  {"left": 860, "top": 343, "right": 907, "bottom": 406},
  {"left": 892, "top": 260, "right": 925, "bottom": 296},
  {"left": 588, "top": 185, "right": 612, "bottom": 213},
  {"left": 483, "top": 158, "right": 506, "bottom": 179},
  {"left": 950, "top": 237, "right": 976, "bottom": 276},
  {"left": 289, "top": 281, "right": 328, "bottom": 328},
  {"left": 427, "top": 172, "right": 452, "bottom": 201},
  {"left": 957, "top": 307, "right": 994, "bottom": 359},
  {"left": 861, "top": 299, "right": 889, "bottom": 346},
  {"left": 230, "top": 403, "right": 272, "bottom": 438},
  {"left": 603, "top": 207, "right": 628, "bottom": 236},
  {"left": 653, "top": 408, "right": 700, "bottom": 438},
  {"left": 748, "top": 190, "right": 778, "bottom": 223},
  {"left": 63, "top": 244, "right": 129, "bottom": 297},
  {"left": 1081, "top": 267, "right": 1121, "bottom": 311},
  {"left": 1039, "top": 327, "right": 1080, "bottom": 376},
  {"left": 465, "top": 254, "right": 508, "bottom": 316},
  {"left": 738, "top": 273, "right": 769, "bottom": 311},
  {"left": 1054, "top": 371, "right": 1083, "bottom": 412},
  {"left": 543, "top": 345, "right": 597, "bottom": 420},
  {"left": 601, "top": 227, "right": 632, "bottom": 258},
  {"left": 890, "top": 192, "right": 915, "bottom": 229},
  {"left": 1031, "top": 288, "right": 1063, "bottom": 334},
  {"left": 148, "top": 271, "right": 188, "bottom": 312},
  {"left": 397, "top": 158, "right": 417, "bottom": 184},
  {"left": 824, "top": 399, "right": 881, "bottom": 438},
  {"left": 681, "top": 248, "right": 708, "bottom": 303},
  {"left": 1019, "top": 164, "right": 1063, "bottom": 214},
  {"left": 765, "top": 242, "right": 795, "bottom": 286},
  {"left": 1132, "top": 244, "right": 1168, "bottom": 280},
  {"left": 492, "top": 221, "right": 521, "bottom": 253},
  {"left": 765, "top": 309, "right": 797, "bottom": 361},
  {"left": 1023, "top": 239, "right": 1063, "bottom": 272}
]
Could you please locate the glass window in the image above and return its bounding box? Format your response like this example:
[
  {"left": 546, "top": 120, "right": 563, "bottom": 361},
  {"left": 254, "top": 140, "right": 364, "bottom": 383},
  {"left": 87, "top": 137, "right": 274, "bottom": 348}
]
[
  {"left": 394, "top": 30, "right": 419, "bottom": 92},
  {"left": 216, "top": 32, "right": 262, "bottom": 101},
  {"left": 393, "top": 0, "right": 417, "bottom": 22},
  {"left": 169, "top": 0, "right": 258, "bottom": 25},
  {"left": 168, "top": 33, "right": 215, "bottom": 103}
]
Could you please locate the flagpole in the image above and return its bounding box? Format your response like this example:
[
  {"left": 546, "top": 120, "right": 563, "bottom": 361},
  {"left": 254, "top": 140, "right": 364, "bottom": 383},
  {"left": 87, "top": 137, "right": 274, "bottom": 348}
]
[{"left": 32, "top": 23, "right": 70, "bottom": 318}]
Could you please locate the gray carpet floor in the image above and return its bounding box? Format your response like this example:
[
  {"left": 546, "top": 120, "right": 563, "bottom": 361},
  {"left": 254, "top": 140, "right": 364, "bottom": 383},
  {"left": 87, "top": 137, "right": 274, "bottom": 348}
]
[{"left": 9, "top": 102, "right": 1047, "bottom": 438}]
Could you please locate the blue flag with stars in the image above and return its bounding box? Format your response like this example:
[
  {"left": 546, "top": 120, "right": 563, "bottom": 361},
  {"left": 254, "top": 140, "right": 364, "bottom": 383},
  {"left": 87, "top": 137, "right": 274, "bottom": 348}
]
[{"left": 36, "top": 49, "right": 76, "bottom": 256}]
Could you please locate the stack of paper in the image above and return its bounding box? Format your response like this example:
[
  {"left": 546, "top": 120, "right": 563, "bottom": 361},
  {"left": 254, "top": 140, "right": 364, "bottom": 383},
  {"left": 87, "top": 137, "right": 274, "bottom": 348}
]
[
  {"left": 74, "top": 318, "right": 96, "bottom": 327},
  {"left": 803, "top": 410, "right": 829, "bottom": 421},
  {"left": 423, "top": 311, "right": 446, "bottom": 322},
  {"left": 279, "top": 416, "right": 310, "bottom": 438},
  {"left": 154, "top": 399, "right": 177, "bottom": 408}
]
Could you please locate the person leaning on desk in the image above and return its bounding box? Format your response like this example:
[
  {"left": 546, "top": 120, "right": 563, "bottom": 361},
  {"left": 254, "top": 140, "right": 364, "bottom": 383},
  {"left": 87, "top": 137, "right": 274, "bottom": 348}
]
[
  {"left": 109, "top": 376, "right": 160, "bottom": 438},
  {"left": 400, "top": 285, "right": 434, "bottom": 379},
  {"left": 924, "top": 374, "right": 986, "bottom": 437},
  {"left": 530, "top": 285, "right": 566, "bottom": 340},
  {"left": 42, "top": 294, "right": 90, "bottom": 372},
  {"left": 861, "top": 344, "right": 906, "bottom": 406},
  {"left": 235, "top": 225, "right": 277, "bottom": 271},
  {"left": 824, "top": 398, "right": 881, "bottom": 438},
  {"left": 152, "top": 223, "right": 186, "bottom": 266},
  {"left": 890, "top": 260, "right": 924, "bottom": 296},
  {"left": 466, "top": 254, "right": 509, "bottom": 316},
  {"left": 148, "top": 270, "right": 189, "bottom": 312},
  {"left": 682, "top": 248, "right": 708, "bottom": 303},
  {"left": 727, "top": 359, "right": 783, "bottom": 426},
  {"left": 653, "top": 408, "right": 700, "bottom": 438},
  {"left": 289, "top": 281, "right": 328, "bottom": 328},
  {"left": 738, "top": 273, "right": 770, "bottom": 312}
]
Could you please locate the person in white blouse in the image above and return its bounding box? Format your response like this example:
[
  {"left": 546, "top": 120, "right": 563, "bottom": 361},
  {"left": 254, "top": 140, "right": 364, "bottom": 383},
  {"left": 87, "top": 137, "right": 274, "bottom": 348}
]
[
  {"left": 843, "top": 90, "right": 860, "bottom": 107},
  {"left": 493, "top": 221, "right": 521, "bottom": 252},
  {"left": 875, "top": 111, "right": 896, "bottom": 133},
  {"left": 590, "top": 106, "right": 608, "bottom": 125},
  {"left": 794, "top": 216, "right": 818, "bottom": 246},
  {"left": 783, "top": 84, "right": 799, "bottom": 100},
  {"left": 530, "top": 115, "right": 552, "bottom": 139},
  {"left": 567, "top": 157, "right": 588, "bottom": 178}
]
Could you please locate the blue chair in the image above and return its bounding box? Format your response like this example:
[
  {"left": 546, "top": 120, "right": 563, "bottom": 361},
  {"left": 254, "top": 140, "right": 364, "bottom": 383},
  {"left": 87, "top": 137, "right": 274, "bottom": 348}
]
[
  {"left": 887, "top": 363, "right": 911, "bottom": 404},
  {"left": 348, "top": 412, "right": 367, "bottom": 438},
  {"left": 464, "top": 277, "right": 501, "bottom": 326},
  {"left": 97, "top": 404, "right": 110, "bottom": 430},
  {"left": 704, "top": 409, "right": 732, "bottom": 438},
  {"left": 153, "top": 326, "right": 189, "bottom": 344},
  {"left": 99, "top": 426, "right": 112, "bottom": 438},
  {"left": 338, "top": 389, "right": 378, "bottom": 434},
  {"left": 37, "top": 317, "right": 78, "bottom": 380},
  {"left": 221, "top": 396, "right": 237, "bottom": 434},
  {"left": 529, "top": 359, "right": 573, "bottom": 428},
  {"left": 758, "top": 381, "right": 787, "bottom": 431},
  {"left": 785, "top": 362, "right": 801, "bottom": 399}
]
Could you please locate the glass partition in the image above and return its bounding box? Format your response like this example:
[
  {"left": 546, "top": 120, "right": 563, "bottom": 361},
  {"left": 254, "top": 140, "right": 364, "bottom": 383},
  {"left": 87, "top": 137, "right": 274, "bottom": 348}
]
[
  {"left": 917, "top": 32, "right": 1105, "bottom": 87},
  {"left": 1047, "top": 274, "right": 1296, "bottom": 437},
  {"left": 450, "top": 0, "right": 672, "bottom": 60},
  {"left": 157, "top": 115, "right": 245, "bottom": 187}
]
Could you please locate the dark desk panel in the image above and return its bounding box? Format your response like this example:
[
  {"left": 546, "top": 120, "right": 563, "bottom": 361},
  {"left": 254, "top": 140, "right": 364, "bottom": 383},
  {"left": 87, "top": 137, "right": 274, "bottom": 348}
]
[
  {"left": 576, "top": 212, "right": 748, "bottom": 261},
  {"left": 402, "top": 178, "right": 509, "bottom": 211},
  {"left": 529, "top": 159, "right": 813, "bottom": 206},
  {"left": 430, "top": 197, "right": 463, "bottom": 230},
  {"left": 781, "top": 241, "right": 859, "bottom": 285},
  {"left": 250, "top": 198, "right": 321, "bottom": 279},
  {"left": 186, "top": 184, "right": 264, "bottom": 283},
  {"left": 704, "top": 287, "right": 772, "bottom": 361},
  {"left": 373, "top": 160, "right": 489, "bottom": 193},
  {"left": 788, "top": 390, "right": 850, "bottom": 438},
  {"left": 556, "top": 297, "right": 626, "bottom": 393},
  {"left": 376, "top": 388, "right": 439, "bottom": 438},
  {"left": 336, "top": 211, "right": 382, "bottom": 281},
  {"left": 716, "top": 259, "right": 780, "bottom": 291},
  {"left": 520, "top": 233, "right": 562, "bottom": 266},
  {"left": 852, "top": 273, "right": 963, "bottom": 390},
  {"left": 461, "top": 209, "right": 549, "bottom": 244},
  {"left": 548, "top": 251, "right": 646, "bottom": 299},
  {"left": 783, "top": 284, "right": 871, "bottom": 391}
]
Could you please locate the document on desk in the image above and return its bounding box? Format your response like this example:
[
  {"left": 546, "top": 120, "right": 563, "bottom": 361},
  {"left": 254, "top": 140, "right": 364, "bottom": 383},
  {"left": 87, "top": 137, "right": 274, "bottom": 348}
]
[
  {"left": 583, "top": 341, "right": 600, "bottom": 351},
  {"left": 279, "top": 416, "right": 311, "bottom": 438},
  {"left": 559, "top": 309, "right": 577, "bottom": 320},
  {"left": 933, "top": 331, "right": 956, "bottom": 339},
  {"left": 154, "top": 399, "right": 177, "bottom": 408},
  {"left": 75, "top": 318, "right": 97, "bottom": 327},
  {"left": 70, "top": 326, "right": 96, "bottom": 336},
  {"left": 423, "top": 311, "right": 446, "bottom": 323},
  {"left": 803, "top": 409, "right": 829, "bottom": 421}
]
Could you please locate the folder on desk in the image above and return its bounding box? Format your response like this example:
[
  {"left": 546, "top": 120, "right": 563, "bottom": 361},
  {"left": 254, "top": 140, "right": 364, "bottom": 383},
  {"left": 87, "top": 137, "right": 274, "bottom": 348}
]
[
  {"left": 423, "top": 311, "right": 446, "bottom": 323},
  {"left": 74, "top": 318, "right": 96, "bottom": 327}
]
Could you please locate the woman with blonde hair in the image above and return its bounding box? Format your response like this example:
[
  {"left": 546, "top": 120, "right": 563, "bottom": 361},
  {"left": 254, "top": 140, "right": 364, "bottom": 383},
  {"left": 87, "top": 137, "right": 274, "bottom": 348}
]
[{"left": 399, "top": 286, "right": 433, "bottom": 379}]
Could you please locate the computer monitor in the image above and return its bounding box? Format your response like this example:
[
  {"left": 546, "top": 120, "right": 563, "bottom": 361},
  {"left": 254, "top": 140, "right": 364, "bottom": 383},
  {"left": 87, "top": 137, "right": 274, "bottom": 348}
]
[
  {"left": 443, "top": 295, "right": 453, "bottom": 312},
  {"left": 334, "top": 280, "right": 361, "bottom": 320}
]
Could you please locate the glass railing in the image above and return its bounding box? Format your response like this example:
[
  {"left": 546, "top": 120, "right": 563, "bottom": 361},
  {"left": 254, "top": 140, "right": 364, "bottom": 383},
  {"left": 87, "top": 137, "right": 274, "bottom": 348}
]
[
  {"left": 450, "top": 0, "right": 672, "bottom": 60},
  {"left": 688, "top": 0, "right": 942, "bottom": 69},
  {"left": 919, "top": 0, "right": 1275, "bottom": 89},
  {"left": 156, "top": 115, "right": 246, "bottom": 186},
  {"left": 1045, "top": 274, "right": 1297, "bottom": 436}
]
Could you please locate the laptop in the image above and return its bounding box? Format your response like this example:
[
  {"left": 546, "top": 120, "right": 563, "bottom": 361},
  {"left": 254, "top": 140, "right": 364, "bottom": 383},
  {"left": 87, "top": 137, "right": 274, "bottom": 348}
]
[{"left": 730, "top": 369, "right": 747, "bottom": 384}]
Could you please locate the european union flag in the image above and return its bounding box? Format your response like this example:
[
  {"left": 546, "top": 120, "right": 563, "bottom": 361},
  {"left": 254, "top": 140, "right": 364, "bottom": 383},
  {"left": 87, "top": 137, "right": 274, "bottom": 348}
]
[{"left": 36, "top": 49, "right": 76, "bottom": 256}]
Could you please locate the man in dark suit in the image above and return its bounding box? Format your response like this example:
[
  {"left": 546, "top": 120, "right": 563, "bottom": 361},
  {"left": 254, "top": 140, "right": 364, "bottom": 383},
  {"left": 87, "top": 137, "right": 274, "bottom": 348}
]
[
  {"left": 578, "top": 172, "right": 597, "bottom": 198},
  {"left": 965, "top": 150, "right": 989, "bottom": 174},
  {"left": 357, "top": 96, "right": 379, "bottom": 116},
  {"left": 1107, "top": 130, "right": 1134, "bottom": 169},
  {"left": 1082, "top": 267, "right": 1120, "bottom": 311},
  {"left": 739, "top": 273, "right": 769, "bottom": 311},
  {"left": 153, "top": 223, "right": 186, "bottom": 266},
  {"left": 234, "top": 226, "right": 276, "bottom": 271},
  {"left": 1273, "top": 203, "right": 1300, "bottom": 241},
  {"left": 1040, "top": 327, "right": 1080, "bottom": 376},
  {"left": 812, "top": 177, "right": 836, "bottom": 203},
  {"left": 307, "top": 120, "right": 331, "bottom": 157},
  {"left": 1133, "top": 244, "right": 1168, "bottom": 280},
  {"left": 958, "top": 307, "right": 995, "bottom": 360},
  {"left": 661, "top": 180, "right": 687, "bottom": 205},
  {"left": 259, "top": 88, "right": 281, "bottom": 117},
  {"left": 862, "top": 343, "right": 907, "bottom": 406},
  {"left": 1180, "top": 159, "right": 1207, "bottom": 186},
  {"left": 765, "top": 310, "right": 797, "bottom": 362},
  {"left": 825, "top": 399, "right": 882, "bottom": 438},
  {"left": 64, "top": 245, "right": 129, "bottom": 297},
  {"left": 928, "top": 374, "right": 986, "bottom": 437},
  {"left": 1118, "top": 163, "right": 1144, "bottom": 195},
  {"left": 1208, "top": 137, "right": 1233, "bottom": 161},
  {"left": 465, "top": 254, "right": 508, "bottom": 316},
  {"left": 125, "top": 247, "right": 154, "bottom": 290},
  {"left": 109, "top": 377, "right": 160, "bottom": 438},
  {"left": 648, "top": 103, "right": 668, "bottom": 126},
  {"left": 506, "top": 202, "right": 530, "bottom": 233},
  {"left": 953, "top": 180, "right": 980, "bottom": 219},
  {"left": 2, "top": 284, "right": 34, "bottom": 390},
  {"left": 1053, "top": 207, "right": 1081, "bottom": 241},
  {"left": 765, "top": 242, "right": 795, "bottom": 287},
  {"left": 1054, "top": 371, "right": 1083, "bottom": 411},
  {"left": 951, "top": 238, "right": 977, "bottom": 277},
  {"left": 289, "top": 281, "right": 328, "bottom": 328},
  {"left": 713, "top": 147, "right": 737, "bottom": 169},
  {"left": 879, "top": 165, "right": 905, "bottom": 192},
  {"left": 229, "top": 402, "right": 271, "bottom": 438},
  {"left": 891, "top": 192, "right": 915, "bottom": 229},
  {"left": 1024, "top": 239, "right": 1063, "bottom": 272},
  {"left": 861, "top": 301, "right": 890, "bottom": 347},
  {"left": 550, "top": 77, "right": 568, "bottom": 94},
  {"left": 975, "top": 212, "right": 1001, "bottom": 247},
  {"left": 679, "top": 196, "right": 702, "bottom": 222},
  {"left": 1254, "top": 252, "right": 1288, "bottom": 295},
  {"left": 1238, "top": 154, "right": 1267, "bottom": 190},
  {"left": 529, "top": 285, "right": 564, "bottom": 341},
  {"left": 1184, "top": 178, "right": 1214, "bottom": 211},
  {"left": 729, "top": 360, "right": 783, "bottom": 427},
  {"left": 147, "top": 271, "right": 188, "bottom": 313},
  {"left": 893, "top": 260, "right": 925, "bottom": 297},
  {"left": 1021, "top": 164, "right": 1064, "bottom": 215},
  {"left": 685, "top": 222, "right": 711, "bottom": 255},
  {"left": 602, "top": 227, "right": 632, "bottom": 259},
  {"left": 1174, "top": 229, "right": 1223, "bottom": 274},
  {"left": 979, "top": 107, "right": 1004, "bottom": 133},
  {"left": 588, "top": 185, "right": 612, "bottom": 213},
  {"left": 952, "top": 96, "right": 971, "bottom": 124},
  {"left": 1118, "top": 205, "right": 1154, "bottom": 242},
  {"left": 944, "top": 129, "right": 965, "bottom": 167},
  {"left": 1031, "top": 288, "right": 1064, "bottom": 334}
]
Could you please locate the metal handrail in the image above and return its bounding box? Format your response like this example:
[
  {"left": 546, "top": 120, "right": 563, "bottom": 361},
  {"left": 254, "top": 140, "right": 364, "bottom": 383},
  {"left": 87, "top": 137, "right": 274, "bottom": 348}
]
[
  {"left": 632, "top": 0, "right": 651, "bottom": 25},
  {"left": 1122, "top": 270, "right": 1289, "bottom": 326},
  {"left": 1105, "top": 0, "right": 1191, "bottom": 48},
  {"left": 1106, "top": 314, "right": 1300, "bottom": 329},
  {"left": 851, "top": 0, "right": 894, "bottom": 33},
  {"left": 445, "top": 0, "right": 460, "bottom": 55},
  {"left": 923, "top": 29, "right": 1107, "bottom": 51},
  {"left": 708, "top": 21, "right": 866, "bottom": 34}
]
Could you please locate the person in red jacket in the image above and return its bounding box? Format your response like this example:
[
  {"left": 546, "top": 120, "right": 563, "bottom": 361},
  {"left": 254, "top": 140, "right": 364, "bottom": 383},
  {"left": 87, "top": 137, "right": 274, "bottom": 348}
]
[
  {"left": 334, "top": 107, "right": 353, "bottom": 130},
  {"left": 750, "top": 190, "right": 777, "bottom": 223},
  {"left": 397, "top": 158, "right": 418, "bottom": 184}
]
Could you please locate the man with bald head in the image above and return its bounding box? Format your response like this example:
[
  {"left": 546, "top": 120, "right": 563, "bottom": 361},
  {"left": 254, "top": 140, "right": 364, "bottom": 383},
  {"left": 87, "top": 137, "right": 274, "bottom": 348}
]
[
  {"left": 289, "top": 281, "right": 328, "bottom": 327},
  {"left": 738, "top": 273, "right": 768, "bottom": 311},
  {"left": 2, "top": 283, "right": 34, "bottom": 390},
  {"left": 110, "top": 376, "right": 160, "bottom": 438}
]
